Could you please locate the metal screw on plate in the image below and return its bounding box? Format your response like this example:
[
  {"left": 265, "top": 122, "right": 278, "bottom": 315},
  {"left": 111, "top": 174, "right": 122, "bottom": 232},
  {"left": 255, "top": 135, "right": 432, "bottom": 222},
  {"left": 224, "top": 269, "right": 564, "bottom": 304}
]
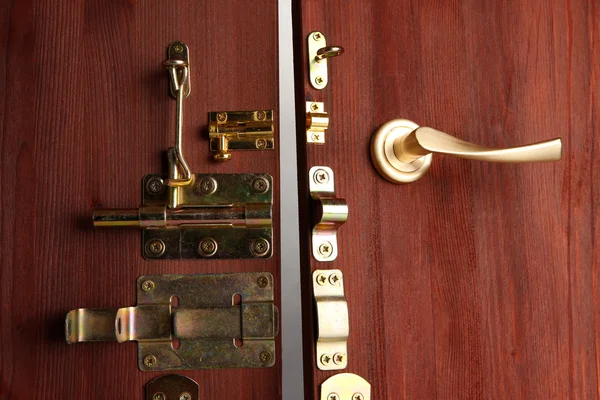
[
  {"left": 217, "top": 112, "right": 227, "bottom": 122},
  {"left": 252, "top": 177, "right": 269, "bottom": 193},
  {"left": 257, "top": 275, "right": 269, "bottom": 288},
  {"left": 353, "top": 393, "right": 364, "bottom": 400},
  {"left": 320, "top": 353, "right": 332, "bottom": 366},
  {"left": 255, "top": 138, "right": 267, "bottom": 149},
  {"left": 315, "top": 76, "right": 324, "bottom": 85},
  {"left": 327, "top": 394, "right": 339, "bottom": 400},
  {"left": 146, "top": 177, "right": 165, "bottom": 194},
  {"left": 144, "top": 355, "right": 157, "bottom": 368},
  {"left": 313, "top": 32, "right": 323, "bottom": 41},
  {"left": 198, "top": 237, "right": 218, "bottom": 257},
  {"left": 251, "top": 238, "right": 270, "bottom": 257},
  {"left": 256, "top": 110, "right": 266, "bottom": 121},
  {"left": 153, "top": 393, "right": 165, "bottom": 400},
  {"left": 333, "top": 352, "right": 346, "bottom": 365},
  {"left": 259, "top": 351, "right": 272, "bottom": 363},
  {"left": 173, "top": 43, "right": 184, "bottom": 53},
  {"left": 328, "top": 272, "right": 341, "bottom": 285},
  {"left": 318, "top": 242, "right": 333, "bottom": 258},
  {"left": 310, "top": 102, "right": 319, "bottom": 111},
  {"left": 179, "top": 393, "right": 192, "bottom": 400},
  {"left": 145, "top": 239, "right": 166, "bottom": 258},
  {"left": 316, "top": 273, "right": 328, "bottom": 286},
  {"left": 311, "top": 133, "right": 321, "bottom": 142},
  {"left": 141, "top": 280, "right": 155, "bottom": 292},
  {"left": 198, "top": 177, "right": 217, "bottom": 195},
  {"left": 313, "top": 169, "right": 330, "bottom": 184}
]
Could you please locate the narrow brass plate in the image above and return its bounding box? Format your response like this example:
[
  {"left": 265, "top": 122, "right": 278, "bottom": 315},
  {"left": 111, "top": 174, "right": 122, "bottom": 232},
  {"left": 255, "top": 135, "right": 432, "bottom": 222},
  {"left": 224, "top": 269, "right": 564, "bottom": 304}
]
[
  {"left": 306, "top": 102, "right": 328, "bottom": 144},
  {"left": 320, "top": 373, "right": 371, "bottom": 400},
  {"left": 146, "top": 375, "right": 198, "bottom": 400},
  {"left": 308, "top": 32, "right": 328, "bottom": 89}
]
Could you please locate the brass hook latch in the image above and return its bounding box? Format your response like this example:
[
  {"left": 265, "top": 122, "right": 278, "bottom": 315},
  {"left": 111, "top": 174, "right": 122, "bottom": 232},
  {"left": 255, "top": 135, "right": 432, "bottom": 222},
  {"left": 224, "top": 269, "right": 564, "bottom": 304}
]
[{"left": 308, "top": 31, "right": 344, "bottom": 89}]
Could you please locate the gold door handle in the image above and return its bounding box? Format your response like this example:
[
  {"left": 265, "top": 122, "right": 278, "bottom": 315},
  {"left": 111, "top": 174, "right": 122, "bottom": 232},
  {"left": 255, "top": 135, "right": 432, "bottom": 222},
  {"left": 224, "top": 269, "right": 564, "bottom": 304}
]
[{"left": 370, "top": 119, "right": 562, "bottom": 183}]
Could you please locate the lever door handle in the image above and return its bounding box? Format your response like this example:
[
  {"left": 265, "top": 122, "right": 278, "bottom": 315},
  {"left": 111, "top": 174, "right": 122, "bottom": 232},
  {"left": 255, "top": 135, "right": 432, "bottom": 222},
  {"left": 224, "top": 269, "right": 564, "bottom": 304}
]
[{"left": 370, "top": 119, "right": 562, "bottom": 183}]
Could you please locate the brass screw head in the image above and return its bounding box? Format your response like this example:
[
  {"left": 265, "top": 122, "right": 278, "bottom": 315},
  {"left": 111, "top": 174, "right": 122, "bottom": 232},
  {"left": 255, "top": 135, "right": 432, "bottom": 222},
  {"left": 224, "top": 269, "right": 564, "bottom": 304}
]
[
  {"left": 328, "top": 273, "right": 341, "bottom": 285},
  {"left": 217, "top": 112, "right": 227, "bottom": 122},
  {"left": 251, "top": 238, "right": 270, "bottom": 257},
  {"left": 320, "top": 353, "right": 332, "bottom": 366},
  {"left": 198, "top": 177, "right": 217, "bottom": 195},
  {"left": 146, "top": 177, "right": 165, "bottom": 194},
  {"left": 313, "top": 32, "right": 323, "bottom": 41},
  {"left": 327, "top": 394, "right": 339, "bottom": 400},
  {"left": 144, "top": 354, "right": 157, "bottom": 367},
  {"left": 173, "top": 43, "right": 184, "bottom": 53},
  {"left": 256, "top": 110, "right": 266, "bottom": 120},
  {"left": 311, "top": 133, "right": 321, "bottom": 142},
  {"left": 315, "top": 76, "right": 324, "bottom": 85},
  {"left": 255, "top": 138, "right": 267, "bottom": 149},
  {"left": 318, "top": 242, "right": 333, "bottom": 258},
  {"left": 310, "top": 102, "right": 319, "bottom": 111},
  {"left": 313, "top": 169, "right": 330, "bottom": 184},
  {"left": 252, "top": 177, "right": 269, "bottom": 193},
  {"left": 145, "top": 239, "right": 166, "bottom": 258},
  {"left": 198, "top": 237, "right": 218, "bottom": 257},
  {"left": 333, "top": 352, "right": 346, "bottom": 365},
  {"left": 259, "top": 351, "right": 272, "bottom": 363},
  {"left": 153, "top": 393, "right": 166, "bottom": 400},
  {"left": 141, "top": 280, "right": 155, "bottom": 292},
  {"left": 179, "top": 393, "right": 192, "bottom": 400},
  {"left": 353, "top": 393, "right": 364, "bottom": 400},
  {"left": 257, "top": 275, "right": 269, "bottom": 288},
  {"left": 316, "top": 273, "right": 328, "bottom": 286}
]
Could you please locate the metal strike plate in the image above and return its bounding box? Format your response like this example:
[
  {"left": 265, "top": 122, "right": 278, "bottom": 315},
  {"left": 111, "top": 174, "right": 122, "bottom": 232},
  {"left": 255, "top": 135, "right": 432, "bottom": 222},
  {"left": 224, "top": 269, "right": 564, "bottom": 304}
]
[
  {"left": 313, "top": 270, "right": 348, "bottom": 371},
  {"left": 209, "top": 111, "right": 274, "bottom": 161},
  {"left": 146, "top": 375, "right": 198, "bottom": 400},
  {"left": 306, "top": 102, "right": 328, "bottom": 144},
  {"left": 309, "top": 166, "right": 348, "bottom": 261},
  {"left": 65, "top": 273, "right": 278, "bottom": 371},
  {"left": 321, "top": 374, "right": 371, "bottom": 400}
]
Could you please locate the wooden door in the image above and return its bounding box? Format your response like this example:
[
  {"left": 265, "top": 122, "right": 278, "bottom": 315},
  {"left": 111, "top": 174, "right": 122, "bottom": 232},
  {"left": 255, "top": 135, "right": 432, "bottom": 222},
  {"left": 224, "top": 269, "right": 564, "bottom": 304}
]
[
  {"left": 294, "top": 1, "right": 599, "bottom": 399},
  {"left": 1, "top": 1, "right": 280, "bottom": 399}
]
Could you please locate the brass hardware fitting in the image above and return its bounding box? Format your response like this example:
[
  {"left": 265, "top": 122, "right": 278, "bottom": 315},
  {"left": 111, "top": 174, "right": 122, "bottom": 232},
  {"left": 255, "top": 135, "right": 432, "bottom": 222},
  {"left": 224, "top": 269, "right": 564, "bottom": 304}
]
[
  {"left": 313, "top": 270, "right": 348, "bottom": 371},
  {"left": 209, "top": 110, "right": 274, "bottom": 161},
  {"left": 306, "top": 102, "right": 328, "bottom": 144},
  {"left": 65, "top": 273, "right": 279, "bottom": 371},
  {"left": 320, "top": 374, "right": 371, "bottom": 400},
  {"left": 146, "top": 375, "right": 198, "bottom": 400},
  {"left": 370, "top": 118, "right": 563, "bottom": 184},
  {"left": 308, "top": 31, "right": 344, "bottom": 89},
  {"left": 309, "top": 166, "right": 348, "bottom": 262}
]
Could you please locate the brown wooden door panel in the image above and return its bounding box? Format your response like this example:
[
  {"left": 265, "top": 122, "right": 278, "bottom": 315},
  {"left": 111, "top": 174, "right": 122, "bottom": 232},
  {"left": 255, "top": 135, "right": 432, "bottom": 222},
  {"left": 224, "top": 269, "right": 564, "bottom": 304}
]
[
  {"left": 294, "top": 1, "right": 599, "bottom": 398},
  {"left": 1, "top": 1, "right": 280, "bottom": 398}
]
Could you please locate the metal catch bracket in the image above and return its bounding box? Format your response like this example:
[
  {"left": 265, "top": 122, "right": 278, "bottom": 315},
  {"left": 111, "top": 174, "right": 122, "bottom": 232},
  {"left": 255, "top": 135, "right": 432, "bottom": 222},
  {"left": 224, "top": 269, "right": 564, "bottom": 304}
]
[
  {"left": 65, "top": 273, "right": 278, "bottom": 371},
  {"left": 209, "top": 111, "right": 275, "bottom": 161},
  {"left": 309, "top": 166, "right": 348, "bottom": 262},
  {"left": 321, "top": 374, "right": 371, "bottom": 400},
  {"left": 313, "top": 269, "right": 348, "bottom": 371},
  {"left": 306, "top": 102, "right": 328, "bottom": 144}
]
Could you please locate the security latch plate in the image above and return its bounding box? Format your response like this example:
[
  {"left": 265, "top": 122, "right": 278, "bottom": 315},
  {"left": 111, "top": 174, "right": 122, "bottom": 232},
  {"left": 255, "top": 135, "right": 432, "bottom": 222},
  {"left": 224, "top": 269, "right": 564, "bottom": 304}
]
[{"left": 209, "top": 111, "right": 274, "bottom": 160}]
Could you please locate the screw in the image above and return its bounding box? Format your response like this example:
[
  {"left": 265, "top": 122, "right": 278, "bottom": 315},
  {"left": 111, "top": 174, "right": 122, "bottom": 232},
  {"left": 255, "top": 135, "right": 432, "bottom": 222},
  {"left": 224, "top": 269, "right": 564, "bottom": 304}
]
[
  {"left": 327, "top": 394, "right": 339, "bottom": 400},
  {"left": 198, "top": 177, "right": 217, "bottom": 195},
  {"left": 144, "top": 355, "right": 157, "bottom": 367},
  {"left": 179, "top": 393, "right": 192, "bottom": 400},
  {"left": 311, "top": 133, "right": 321, "bottom": 142},
  {"left": 255, "top": 138, "right": 267, "bottom": 149},
  {"left": 315, "top": 76, "right": 324, "bottom": 85},
  {"left": 353, "top": 393, "right": 364, "bottom": 400},
  {"left": 252, "top": 177, "right": 269, "bottom": 193},
  {"left": 333, "top": 352, "right": 346, "bottom": 365},
  {"left": 318, "top": 242, "right": 333, "bottom": 258},
  {"left": 320, "top": 353, "right": 332, "bottom": 366},
  {"left": 217, "top": 112, "right": 227, "bottom": 122},
  {"left": 313, "top": 32, "right": 322, "bottom": 41},
  {"left": 173, "top": 43, "right": 184, "bottom": 53},
  {"left": 259, "top": 351, "right": 272, "bottom": 363},
  {"left": 146, "top": 177, "right": 164, "bottom": 194},
  {"left": 141, "top": 280, "right": 155, "bottom": 292},
  {"left": 328, "top": 272, "right": 341, "bottom": 285},
  {"left": 313, "top": 169, "right": 330, "bottom": 184},
  {"left": 198, "top": 237, "right": 218, "bottom": 257},
  {"left": 310, "top": 102, "right": 319, "bottom": 111},
  {"left": 145, "top": 239, "right": 166, "bottom": 258},
  {"left": 257, "top": 275, "right": 269, "bottom": 288},
  {"left": 251, "top": 238, "right": 270, "bottom": 257},
  {"left": 153, "top": 393, "right": 165, "bottom": 400},
  {"left": 316, "top": 273, "right": 328, "bottom": 286},
  {"left": 256, "top": 110, "right": 266, "bottom": 120}
]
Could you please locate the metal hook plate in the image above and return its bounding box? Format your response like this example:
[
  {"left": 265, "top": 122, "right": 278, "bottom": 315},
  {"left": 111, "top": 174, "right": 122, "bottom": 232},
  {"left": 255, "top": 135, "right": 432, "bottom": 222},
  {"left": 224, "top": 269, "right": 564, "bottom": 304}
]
[{"left": 308, "top": 32, "right": 344, "bottom": 89}]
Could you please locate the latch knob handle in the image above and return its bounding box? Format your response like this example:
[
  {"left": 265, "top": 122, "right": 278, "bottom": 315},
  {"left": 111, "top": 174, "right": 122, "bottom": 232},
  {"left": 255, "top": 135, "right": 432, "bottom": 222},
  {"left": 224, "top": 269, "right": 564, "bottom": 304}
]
[{"left": 370, "top": 119, "right": 562, "bottom": 183}]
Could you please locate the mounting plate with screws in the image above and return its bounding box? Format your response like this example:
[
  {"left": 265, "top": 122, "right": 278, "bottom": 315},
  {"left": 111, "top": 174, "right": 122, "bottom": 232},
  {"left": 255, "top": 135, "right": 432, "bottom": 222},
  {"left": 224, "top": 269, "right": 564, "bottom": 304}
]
[
  {"left": 146, "top": 375, "right": 198, "bottom": 400},
  {"left": 320, "top": 373, "right": 371, "bottom": 400}
]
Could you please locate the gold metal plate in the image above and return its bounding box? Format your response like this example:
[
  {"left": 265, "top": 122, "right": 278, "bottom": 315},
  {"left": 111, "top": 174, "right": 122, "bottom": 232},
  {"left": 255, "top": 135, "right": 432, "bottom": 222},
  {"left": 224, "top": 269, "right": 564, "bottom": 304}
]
[
  {"left": 146, "top": 375, "right": 198, "bottom": 400},
  {"left": 313, "top": 270, "right": 348, "bottom": 371},
  {"left": 306, "top": 102, "right": 328, "bottom": 144},
  {"left": 308, "top": 32, "right": 328, "bottom": 89},
  {"left": 320, "top": 374, "right": 371, "bottom": 400},
  {"left": 208, "top": 111, "right": 274, "bottom": 161},
  {"left": 166, "top": 41, "right": 191, "bottom": 99},
  {"left": 65, "top": 273, "right": 278, "bottom": 371}
]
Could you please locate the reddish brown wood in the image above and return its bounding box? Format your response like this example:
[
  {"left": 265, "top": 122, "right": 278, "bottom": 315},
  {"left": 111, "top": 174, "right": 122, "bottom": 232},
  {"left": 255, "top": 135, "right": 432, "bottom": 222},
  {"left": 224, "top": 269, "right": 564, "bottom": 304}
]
[
  {"left": 0, "top": 0, "right": 280, "bottom": 398},
  {"left": 294, "top": 0, "right": 599, "bottom": 398}
]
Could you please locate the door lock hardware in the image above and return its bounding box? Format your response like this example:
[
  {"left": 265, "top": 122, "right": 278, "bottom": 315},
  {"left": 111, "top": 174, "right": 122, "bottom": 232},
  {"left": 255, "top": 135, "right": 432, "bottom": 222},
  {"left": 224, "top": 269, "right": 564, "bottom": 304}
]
[
  {"left": 92, "top": 42, "right": 273, "bottom": 259},
  {"left": 309, "top": 166, "right": 347, "bottom": 262},
  {"left": 65, "top": 273, "right": 279, "bottom": 371},
  {"left": 313, "top": 270, "right": 348, "bottom": 371},
  {"left": 308, "top": 31, "right": 344, "bottom": 89},
  {"left": 321, "top": 374, "right": 371, "bottom": 400},
  {"left": 306, "top": 102, "right": 329, "bottom": 144},
  {"left": 209, "top": 111, "right": 275, "bottom": 161},
  {"left": 371, "top": 118, "right": 563, "bottom": 183},
  {"left": 146, "top": 375, "right": 198, "bottom": 400}
]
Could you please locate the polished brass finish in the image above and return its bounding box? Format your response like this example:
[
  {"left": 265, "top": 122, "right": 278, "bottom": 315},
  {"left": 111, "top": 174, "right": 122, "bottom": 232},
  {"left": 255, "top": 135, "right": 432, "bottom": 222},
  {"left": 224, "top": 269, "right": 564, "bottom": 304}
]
[
  {"left": 306, "top": 102, "right": 329, "bottom": 144},
  {"left": 309, "top": 166, "right": 348, "bottom": 262},
  {"left": 371, "top": 119, "right": 563, "bottom": 183},
  {"left": 313, "top": 270, "right": 348, "bottom": 371},
  {"left": 94, "top": 173, "right": 273, "bottom": 260},
  {"left": 308, "top": 31, "right": 344, "bottom": 89},
  {"left": 320, "top": 374, "right": 371, "bottom": 400},
  {"left": 208, "top": 111, "right": 274, "bottom": 161},
  {"left": 65, "top": 273, "right": 279, "bottom": 370},
  {"left": 146, "top": 375, "right": 198, "bottom": 400}
]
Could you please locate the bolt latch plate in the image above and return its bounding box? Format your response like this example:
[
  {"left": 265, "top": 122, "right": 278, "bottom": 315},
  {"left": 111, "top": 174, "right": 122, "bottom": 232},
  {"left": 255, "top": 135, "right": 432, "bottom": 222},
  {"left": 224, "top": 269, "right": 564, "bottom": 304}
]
[
  {"left": 309, "top": 166, "right": 348, "bottom": 262},
  {"left": 65, "top": 273, "right": 279, "bottom": 371},
  {"left": 306, "top": 102, "right": 328, "bottom": 144},
  {"left": 313, "top": 269, "right": 348, "bottom": 371},
  {"left": 146, "top": 375, "right": 198, "bottom": 400},
  {"left": 309, "top": 31, "right": 328, "bottom": 89},
  {"left": 321, "top": 373, "right": 371, "bottom": 400}
]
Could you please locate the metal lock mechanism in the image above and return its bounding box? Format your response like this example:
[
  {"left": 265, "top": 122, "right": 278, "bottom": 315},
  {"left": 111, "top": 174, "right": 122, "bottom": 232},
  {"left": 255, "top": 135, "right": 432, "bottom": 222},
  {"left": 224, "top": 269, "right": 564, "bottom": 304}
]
[
  {"left": 65, "top": 273, "right": 279, "bottom": 371},
  {"left": 209, "top": 111, "right": 275, "bottom": 161},
  {"left": 93, "top": 42, "right": 273, "bottom": 260},
  {"left": 306, "top": 102, "right": 329, "bottom": 144}
]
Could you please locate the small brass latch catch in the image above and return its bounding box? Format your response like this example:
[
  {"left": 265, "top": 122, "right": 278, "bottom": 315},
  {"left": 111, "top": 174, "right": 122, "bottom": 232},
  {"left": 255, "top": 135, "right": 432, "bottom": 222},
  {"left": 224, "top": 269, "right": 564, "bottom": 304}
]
[{"left": 306, "top": 102, "right": 329, "bottom": 144}]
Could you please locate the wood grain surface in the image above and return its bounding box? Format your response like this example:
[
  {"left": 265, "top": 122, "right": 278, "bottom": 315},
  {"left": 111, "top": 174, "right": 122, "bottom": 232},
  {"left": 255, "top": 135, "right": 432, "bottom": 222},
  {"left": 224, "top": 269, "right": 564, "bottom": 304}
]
[
  {"left": 294, "top": 0, "right": 599, "bottom": 398},
  {"left": 0, "top": 1, "right": 280, "bottom": 399}
]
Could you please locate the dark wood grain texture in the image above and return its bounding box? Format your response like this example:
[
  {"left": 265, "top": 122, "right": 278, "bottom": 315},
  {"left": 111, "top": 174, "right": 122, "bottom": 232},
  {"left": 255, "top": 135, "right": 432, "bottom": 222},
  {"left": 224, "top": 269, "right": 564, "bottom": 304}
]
[
  {"left": 294, "top": 0, "right": 599, "bottom": 399},
  {"left": 0, "top": 1, "right": 280, "bottom": 399}
]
